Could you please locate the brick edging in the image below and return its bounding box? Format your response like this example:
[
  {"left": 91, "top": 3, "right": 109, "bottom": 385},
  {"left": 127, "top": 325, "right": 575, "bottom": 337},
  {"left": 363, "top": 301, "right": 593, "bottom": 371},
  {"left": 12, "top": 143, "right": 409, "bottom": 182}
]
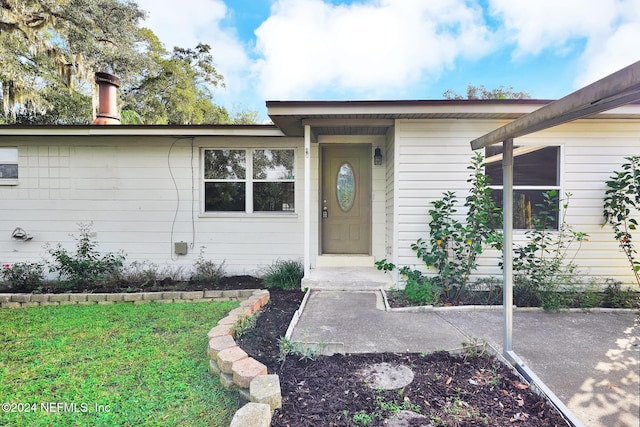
[
  {"left": 205, "top": 289, "right": 281, "bottom": 426},
  {"left": 0, "top": 289, "right": 256, "bottom": 309}
]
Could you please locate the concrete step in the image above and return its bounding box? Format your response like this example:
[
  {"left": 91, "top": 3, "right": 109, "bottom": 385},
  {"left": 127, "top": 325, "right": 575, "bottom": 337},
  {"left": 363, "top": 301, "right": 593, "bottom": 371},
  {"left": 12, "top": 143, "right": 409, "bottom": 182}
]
[{"left": 301, "top": 267, "right": 393, "bottom": 291}]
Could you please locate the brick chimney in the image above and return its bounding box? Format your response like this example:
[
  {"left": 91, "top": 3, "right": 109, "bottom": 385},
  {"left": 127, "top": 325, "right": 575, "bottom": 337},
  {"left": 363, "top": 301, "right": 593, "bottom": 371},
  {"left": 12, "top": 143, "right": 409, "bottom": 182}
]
[{"left": 93, "top": 72, "right": 121, "bottom": 125}]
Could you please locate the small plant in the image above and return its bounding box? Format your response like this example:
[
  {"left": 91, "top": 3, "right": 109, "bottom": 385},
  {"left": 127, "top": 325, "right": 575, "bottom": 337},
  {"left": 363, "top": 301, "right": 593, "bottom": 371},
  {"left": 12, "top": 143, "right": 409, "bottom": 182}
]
[
  {"left": 352, "top": 410, "right": 375, "bottom": 426},
  {"left": 0, "top": 262, "right": 45, "bottom": 292},
  {"left": 603, "top": 155, "right": 640, "bottom": 286},
  {"left": 231, "top": 314, "right": 256, "bottom": 338},
  {"left": 403, "top": 270, "right": 440, "bottom": 306},
  {"left": 191, "top": 247, "right": 226, "bottom": 285},
  {"left": 262, "top": 259, "right": 303, "bottom": 290},
  {"left": 461, "top": 337, "right": 487, "bottom": 358},
  {"left": 602, "top": 279, "right": 640, "bottom": 308},
  {"left": 47, "top": 222, "right": 125, "bottom": 289},
  {"left": 123, "top": 261, "right": 161, "bottom": 287},
  {"left": 277, "top": 336, "right": 319, "bottom": 368}
]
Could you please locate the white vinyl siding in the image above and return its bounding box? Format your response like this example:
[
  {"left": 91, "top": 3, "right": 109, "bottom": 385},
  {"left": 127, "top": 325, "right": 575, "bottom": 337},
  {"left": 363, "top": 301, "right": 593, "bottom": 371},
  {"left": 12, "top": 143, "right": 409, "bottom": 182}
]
[{"left": 395, "top": 119, "right": 640, "bottom": 286}]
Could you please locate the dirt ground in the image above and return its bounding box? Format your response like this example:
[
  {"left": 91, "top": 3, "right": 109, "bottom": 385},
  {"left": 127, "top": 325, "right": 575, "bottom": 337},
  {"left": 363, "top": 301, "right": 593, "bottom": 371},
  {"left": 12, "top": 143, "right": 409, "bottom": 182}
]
[{"left": 236, "top": 290, "right": 570, "bottom": 427}]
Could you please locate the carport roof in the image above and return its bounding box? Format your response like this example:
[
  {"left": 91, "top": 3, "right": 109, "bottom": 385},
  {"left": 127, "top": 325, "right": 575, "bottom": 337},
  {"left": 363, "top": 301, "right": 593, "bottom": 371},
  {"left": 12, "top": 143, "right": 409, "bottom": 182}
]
[{"left": 470, "top": 60, "right": 640, "bottom": 149}]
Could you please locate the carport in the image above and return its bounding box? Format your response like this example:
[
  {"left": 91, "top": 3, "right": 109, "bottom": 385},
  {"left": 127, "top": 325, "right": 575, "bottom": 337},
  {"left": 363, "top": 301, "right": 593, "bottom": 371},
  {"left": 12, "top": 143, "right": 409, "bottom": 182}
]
[{"left": 470, "top": 60, "right": 640, "bottom": 426}]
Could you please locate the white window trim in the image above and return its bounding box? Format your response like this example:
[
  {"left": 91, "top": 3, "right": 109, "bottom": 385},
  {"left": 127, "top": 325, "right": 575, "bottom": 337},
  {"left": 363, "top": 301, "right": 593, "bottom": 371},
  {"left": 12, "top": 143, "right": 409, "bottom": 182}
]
[
  {"left": 200, "top": 148, "right": 296, "bottom": 215},
  {"left": 0, "top": 147, "right": 19, "bottom": 186},
  {"left": 487, "top": 144, "right": 564, "bottom": 230}
]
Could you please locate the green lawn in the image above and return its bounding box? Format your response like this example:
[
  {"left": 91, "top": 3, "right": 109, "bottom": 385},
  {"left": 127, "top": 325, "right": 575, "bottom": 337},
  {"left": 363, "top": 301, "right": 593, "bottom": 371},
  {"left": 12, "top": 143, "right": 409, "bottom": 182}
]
[{"left": 0, "top": 301, "right": 241, "bottom": 427}]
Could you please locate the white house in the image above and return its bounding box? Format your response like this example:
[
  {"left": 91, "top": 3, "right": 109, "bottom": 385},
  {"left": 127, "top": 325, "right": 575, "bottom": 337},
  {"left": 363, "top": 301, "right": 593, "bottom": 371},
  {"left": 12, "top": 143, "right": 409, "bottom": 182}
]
[{"left": 1, "top": 98, "right": 639, "bottom": 287}]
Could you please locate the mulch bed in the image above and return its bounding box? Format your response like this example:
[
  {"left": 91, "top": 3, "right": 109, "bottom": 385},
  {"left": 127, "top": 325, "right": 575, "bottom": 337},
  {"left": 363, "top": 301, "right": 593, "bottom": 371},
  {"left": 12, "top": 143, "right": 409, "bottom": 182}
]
[
  {"left": 0, "top": 275, "right": 265, "bottom": 294},
  {"left": 239, "top": 289, "right": 570, "bottom": 427}
]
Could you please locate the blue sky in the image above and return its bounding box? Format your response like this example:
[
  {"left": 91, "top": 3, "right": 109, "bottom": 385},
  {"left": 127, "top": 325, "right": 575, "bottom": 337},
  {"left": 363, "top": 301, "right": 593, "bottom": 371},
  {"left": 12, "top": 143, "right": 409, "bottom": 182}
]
[{"left": 135, "top": 0, "right": 640, "bottom": 121}]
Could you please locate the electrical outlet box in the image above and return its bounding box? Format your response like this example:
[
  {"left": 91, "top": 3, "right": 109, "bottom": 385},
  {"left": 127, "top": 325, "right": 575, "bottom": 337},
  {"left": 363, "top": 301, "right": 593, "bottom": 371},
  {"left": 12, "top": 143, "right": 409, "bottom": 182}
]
[{"left": 174, "top": 241, "right": 188, "bottom": 255}]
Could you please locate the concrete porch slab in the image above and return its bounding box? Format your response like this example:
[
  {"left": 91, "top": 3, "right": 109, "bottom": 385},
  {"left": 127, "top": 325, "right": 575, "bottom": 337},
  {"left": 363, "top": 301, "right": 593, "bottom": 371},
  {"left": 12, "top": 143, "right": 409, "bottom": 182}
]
[{"left": 301, "top": 267, "right": 393, "bottom": 291}]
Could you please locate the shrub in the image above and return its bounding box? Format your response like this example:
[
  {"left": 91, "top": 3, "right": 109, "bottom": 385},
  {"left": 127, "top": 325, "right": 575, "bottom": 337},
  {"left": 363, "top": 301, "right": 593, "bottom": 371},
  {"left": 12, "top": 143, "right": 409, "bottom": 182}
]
[
  {"left": 191, "top": 247, "right": 226, "bottom": 285},
  {"left": 603, "top": 155, "right": 640, "bottom": 286},
  {"left": 512, "top": 191, "right": 588, "bottom": 302},
  {"left": 0, "top": 262, "right": 45, "bottom": 292},
  {"left": 404, "top": 274, "right": 440, "bottom": 306},
  {"left": 377, "top": 153, "right": 501, "bottom": 303},
  {"left": 464, "top": 277, "right": 502, "bottom": 305},
  {"left": 262, "top": 259, "right": 303, "bottom": 290},
  {"left": 47, "top": 223, "right": 125, "bottom": 289},
  {"left": 602, "top": 279, "right": 640, "bottom": 308}
]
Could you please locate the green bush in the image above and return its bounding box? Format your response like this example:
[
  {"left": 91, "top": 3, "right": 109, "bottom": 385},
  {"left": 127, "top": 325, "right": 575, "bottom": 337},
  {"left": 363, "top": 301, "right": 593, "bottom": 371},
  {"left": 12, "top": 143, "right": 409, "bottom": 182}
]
[
  {"left": 262, "top": 259, "right": 303, "bottom": 290},
  {"left": 403, "top": 153, "right": 502, "bottom": 302},
  {"left": 404, "top": 275, "right": 440, "bottom": 306},
  {"left": 603, "top": 155, "right": 640, "bottom": 286},
  {"left": 191, "top": 247, "right": 226, "bottom": 285},
  {"left": 0, "top": 262, "right": 45, "bottom": 292},
  {"left": 47, "top": 223, "right": 125, "bottom": 289}
]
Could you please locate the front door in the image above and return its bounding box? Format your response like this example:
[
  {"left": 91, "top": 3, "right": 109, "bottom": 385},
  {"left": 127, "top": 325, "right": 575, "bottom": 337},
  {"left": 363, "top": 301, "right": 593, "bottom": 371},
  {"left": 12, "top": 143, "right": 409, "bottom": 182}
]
[{"left": 321, "top": 145, "right": 371, "bottom": 254}]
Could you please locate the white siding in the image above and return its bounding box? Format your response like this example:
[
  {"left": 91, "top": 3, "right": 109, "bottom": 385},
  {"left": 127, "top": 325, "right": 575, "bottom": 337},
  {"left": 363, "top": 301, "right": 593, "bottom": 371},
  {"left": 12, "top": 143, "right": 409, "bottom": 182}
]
[
  {"left": 395, "top": 119, "right": 640, "bottom": 286},
  {"left": 0, "top": 135, "right": 304, "bottom": 275}
]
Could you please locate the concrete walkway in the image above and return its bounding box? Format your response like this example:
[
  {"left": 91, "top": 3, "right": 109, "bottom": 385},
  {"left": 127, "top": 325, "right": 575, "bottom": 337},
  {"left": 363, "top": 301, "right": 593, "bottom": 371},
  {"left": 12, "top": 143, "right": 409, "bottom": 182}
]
[{"left": 290, "top": 290, "right": 640, "bottom": 427}]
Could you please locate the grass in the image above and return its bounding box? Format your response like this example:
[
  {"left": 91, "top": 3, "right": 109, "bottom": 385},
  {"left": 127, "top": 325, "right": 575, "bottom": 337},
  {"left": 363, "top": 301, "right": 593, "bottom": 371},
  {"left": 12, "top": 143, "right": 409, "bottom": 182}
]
[{"left": 0, "top": 301, "right": 241, "bottom": 427}]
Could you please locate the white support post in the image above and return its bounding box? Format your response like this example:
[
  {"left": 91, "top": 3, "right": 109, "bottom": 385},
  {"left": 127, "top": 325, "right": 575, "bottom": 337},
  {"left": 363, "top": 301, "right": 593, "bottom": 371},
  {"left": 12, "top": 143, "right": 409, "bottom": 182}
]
[
  {"left": 304, "top": 125, "right": 311, "bottom": 278},
  {"left": 503, "top": 137, "right": 514, "bottom": 354}
]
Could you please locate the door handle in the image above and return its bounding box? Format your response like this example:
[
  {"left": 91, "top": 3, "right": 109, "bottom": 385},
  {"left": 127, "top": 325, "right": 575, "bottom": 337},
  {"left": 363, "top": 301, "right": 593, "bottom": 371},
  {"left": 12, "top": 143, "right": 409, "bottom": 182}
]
[{"left": 322, "top": 207, "right": 328, "bottom": 218}]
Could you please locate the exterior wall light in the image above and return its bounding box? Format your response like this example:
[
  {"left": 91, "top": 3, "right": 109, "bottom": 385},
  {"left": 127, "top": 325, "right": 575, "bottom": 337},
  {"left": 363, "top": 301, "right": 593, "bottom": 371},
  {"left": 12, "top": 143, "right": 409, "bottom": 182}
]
[{"left": 374, "top": 147, "right": 383, "bottom": 165}]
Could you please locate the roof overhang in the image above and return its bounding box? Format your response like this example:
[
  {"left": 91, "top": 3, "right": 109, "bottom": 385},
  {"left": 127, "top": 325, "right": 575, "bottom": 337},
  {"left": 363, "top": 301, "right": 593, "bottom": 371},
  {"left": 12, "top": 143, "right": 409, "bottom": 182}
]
[
  {"left": 471, "top": 60, "right": 640, "bottom": 149},
  {"left": 266, "top": 99, "right": 551, "bottom": 137},
  {"left": 0, "top": 124, "right": 284, "bottom": 138}
]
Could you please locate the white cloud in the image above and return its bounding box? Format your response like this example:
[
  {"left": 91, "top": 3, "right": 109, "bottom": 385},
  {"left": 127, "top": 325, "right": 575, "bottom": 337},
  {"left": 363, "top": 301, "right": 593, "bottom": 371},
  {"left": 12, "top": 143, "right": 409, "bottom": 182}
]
[
  {"left": 575, "top": 0, "right": 640, "bottom": 86},
  {"left": 253, "top": 0, "right": 494, "bottom": 100},
  {"left": 488, "top": 0, "right": 619, "bottom": 57},
  {"left": 137, "top": 0, "right": 228, "bottom": 49},
  {"left": 488, "top": 0, "right": 640, "bottom": 88},
  {"left": 135, "top": 0, "right": 255, "bottom": 113}
]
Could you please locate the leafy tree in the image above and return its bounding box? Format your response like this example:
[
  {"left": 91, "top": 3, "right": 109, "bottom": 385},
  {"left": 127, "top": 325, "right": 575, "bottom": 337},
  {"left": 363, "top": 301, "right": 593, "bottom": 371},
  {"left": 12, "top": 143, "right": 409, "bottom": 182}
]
[
  {"left": 443, "top": 84, "right": 531, "bottom": 100},
  {"left": 11, "top": 83, "right": 93, "bottom": 124},
  {"left": 0, "top": 0, "right": 152, "bottom": 118},
  {"left": 231, "top": 109, "right": 261, "bottom": 124},
  {"left": 120, "top": 30, "right": 229, "bottom": 125}
]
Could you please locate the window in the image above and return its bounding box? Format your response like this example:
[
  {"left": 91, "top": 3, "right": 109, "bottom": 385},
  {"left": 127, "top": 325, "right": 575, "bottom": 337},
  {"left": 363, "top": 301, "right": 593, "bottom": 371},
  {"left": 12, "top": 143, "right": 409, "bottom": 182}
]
[
  {"left": 485, "top": 145, "right": 561, "bottom": 229},
  {"left": 204, "top": 149, "right": 295, "bottom": 213},
  {"left": 0, "top": 148, "right": 18, "bottom": 184}
]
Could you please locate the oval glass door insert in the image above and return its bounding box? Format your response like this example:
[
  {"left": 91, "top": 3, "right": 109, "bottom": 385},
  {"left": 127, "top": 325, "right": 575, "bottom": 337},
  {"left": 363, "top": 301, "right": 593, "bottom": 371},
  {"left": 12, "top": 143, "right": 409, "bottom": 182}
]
[{"left": 336, "top": 162, "right": 355, "bottom": 212}]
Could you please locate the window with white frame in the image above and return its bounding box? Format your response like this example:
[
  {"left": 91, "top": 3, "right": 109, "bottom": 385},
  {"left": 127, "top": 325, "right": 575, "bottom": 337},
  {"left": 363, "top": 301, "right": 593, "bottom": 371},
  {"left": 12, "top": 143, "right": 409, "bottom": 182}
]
[
  {"left": 485, "top": 145, "right": 561, "bottom": 229},
  {"left": 203, "top": 149, "right": 295, "bottom": 213},
  {"left": 0, "top": 148, "right": 18, "bottom": 183}
]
